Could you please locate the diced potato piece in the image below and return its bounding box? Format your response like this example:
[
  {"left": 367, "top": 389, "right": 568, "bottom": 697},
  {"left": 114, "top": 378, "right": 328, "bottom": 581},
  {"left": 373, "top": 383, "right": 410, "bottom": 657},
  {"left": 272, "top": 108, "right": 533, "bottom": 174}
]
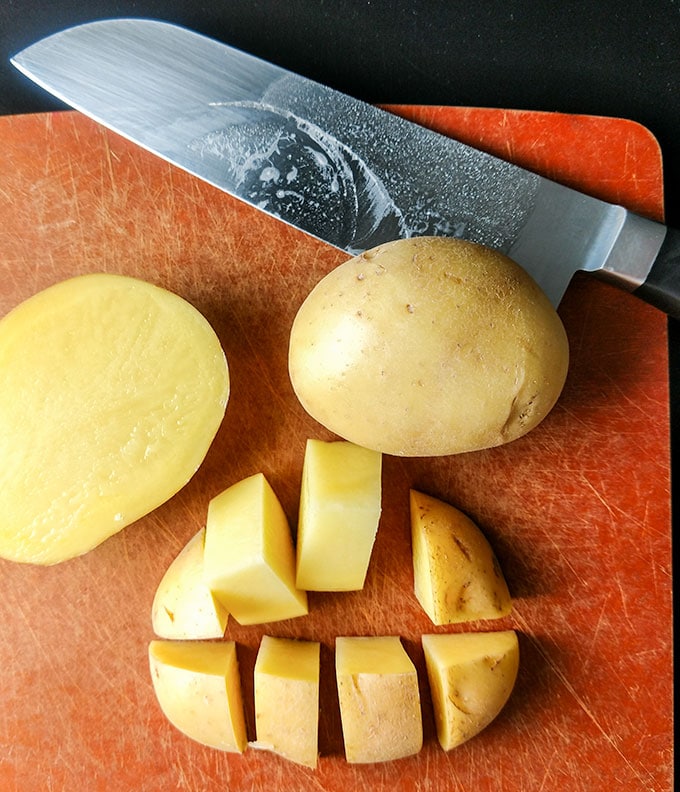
[
  {"left": 203, "top": 473, "right": 308, "bottom": 625},
  {"left": 151, "top": 528, "right": 228, "bottom": 640},
  {"left": 410, "top": 490, "right": 511, "bottom": 625},
  {"left": 0, "top": 273, "right": 229, "bottom": 565},
  {"left": 422, "top": 631, "right": 519, "bottom": 749},
  {"left": 335, "top": 635, "right": 423, "bottom": 763},
  {"left": 253, "top": 635, "right": 320, "bottom": 768},
  {"left": 295, "top": 439, "right": 382, "bottom": 591},
  {"left": 148, "top": 639, "right": 247, "bottom": 752}
]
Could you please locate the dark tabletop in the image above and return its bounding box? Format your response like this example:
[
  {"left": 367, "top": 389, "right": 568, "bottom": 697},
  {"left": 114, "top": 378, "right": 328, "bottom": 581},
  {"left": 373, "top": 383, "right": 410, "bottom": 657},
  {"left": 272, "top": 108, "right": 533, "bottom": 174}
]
[{"left": 1, "top": 1, "right": 678, "bottom": 537}]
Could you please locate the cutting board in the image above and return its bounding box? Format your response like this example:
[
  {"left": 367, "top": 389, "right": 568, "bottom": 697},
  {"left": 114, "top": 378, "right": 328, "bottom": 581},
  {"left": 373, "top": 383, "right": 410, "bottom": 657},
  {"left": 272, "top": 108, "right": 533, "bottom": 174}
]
[{"left": 0, "top": 107, "right": 672, "bottom": 792}]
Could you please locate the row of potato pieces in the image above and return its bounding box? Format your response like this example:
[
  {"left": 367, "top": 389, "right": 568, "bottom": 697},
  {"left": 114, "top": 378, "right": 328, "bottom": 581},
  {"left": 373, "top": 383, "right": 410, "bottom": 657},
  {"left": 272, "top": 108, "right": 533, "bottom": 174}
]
[
  {"left": 151, "top": 438, "right": 513, "bottom": 640},
  {"left": 149, "top": 630, "right": 520, "bottom": 767},
  {"left": 148, "top": 437, "right": 517, "bottom": 766}
]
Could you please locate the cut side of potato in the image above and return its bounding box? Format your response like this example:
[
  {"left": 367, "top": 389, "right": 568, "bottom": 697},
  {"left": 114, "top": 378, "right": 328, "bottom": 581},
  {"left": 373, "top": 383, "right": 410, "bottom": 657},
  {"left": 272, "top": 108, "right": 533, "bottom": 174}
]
[
  {"left": 203, "top": 473, "right": 308, "bottom": 625},
  {"left": 0, "top": 273, "right": 229, "bottom": 565},
  {"left": 410, "top": 490, "right": 511, "bottom": 625},
  {"left": 151, "top": 527, "right": 229, "bottom": 640},
  {"left": 295, "top": 439, "right": 382, "bottom": 591},
  {"left": 335, "top": 635, "right": 423, "bottom": 763},
  {"left": 148, "top": 639, "right": 247, "bottom": 753},
  {"left": 252, "top": 635, "right": 320, "bottom": 768},
  {"left": 422, "top": 630, "right": 519, "bottom": 750}
]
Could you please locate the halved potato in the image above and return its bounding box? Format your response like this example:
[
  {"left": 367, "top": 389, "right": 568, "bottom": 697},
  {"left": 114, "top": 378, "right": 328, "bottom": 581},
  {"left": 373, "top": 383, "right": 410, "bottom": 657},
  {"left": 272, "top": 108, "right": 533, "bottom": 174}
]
[
  {"left": 422, "top": 630, "right": 519, "bottom": 749},
  {"left": 151, "top": 528, "right": 228, "bottom": 640},
  {"left": 288, "top": 236, "right": 568, "bottom": 456},
  {"left": 410, "top": 489, "right": 511, "bottom": 624},
  {"left": 148, "top": 639, "right": 247, "bottom": 752},
  {"left": 0, "top": 273, "right": 229, "bottom": 565}
]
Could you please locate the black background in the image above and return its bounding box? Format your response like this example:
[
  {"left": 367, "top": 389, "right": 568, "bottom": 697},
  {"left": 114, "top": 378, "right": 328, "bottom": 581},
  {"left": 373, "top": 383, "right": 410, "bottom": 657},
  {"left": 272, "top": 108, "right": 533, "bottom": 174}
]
[{"left": 1, "top": 1, "right": 678, "bottom": 534}]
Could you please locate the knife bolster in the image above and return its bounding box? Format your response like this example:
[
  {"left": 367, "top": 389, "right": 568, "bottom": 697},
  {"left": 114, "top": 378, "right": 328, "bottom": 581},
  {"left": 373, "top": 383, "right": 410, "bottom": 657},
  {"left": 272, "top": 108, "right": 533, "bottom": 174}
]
[{"left": 634, "top": 225, "right": 680, "bottom": 319}]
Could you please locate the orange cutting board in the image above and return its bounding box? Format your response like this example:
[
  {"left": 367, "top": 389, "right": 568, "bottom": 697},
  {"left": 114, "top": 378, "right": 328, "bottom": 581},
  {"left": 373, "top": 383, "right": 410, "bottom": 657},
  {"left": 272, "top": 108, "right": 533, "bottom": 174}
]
[{"left": 0, "top": 107, "right": 673, "bottom": 792}]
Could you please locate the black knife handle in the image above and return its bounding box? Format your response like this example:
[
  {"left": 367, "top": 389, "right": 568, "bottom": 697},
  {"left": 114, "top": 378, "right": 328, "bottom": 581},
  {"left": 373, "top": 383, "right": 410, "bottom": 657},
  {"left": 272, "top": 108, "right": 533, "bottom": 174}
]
[{"left": 634, "top": 226, "right": 680, "bottom": 319}]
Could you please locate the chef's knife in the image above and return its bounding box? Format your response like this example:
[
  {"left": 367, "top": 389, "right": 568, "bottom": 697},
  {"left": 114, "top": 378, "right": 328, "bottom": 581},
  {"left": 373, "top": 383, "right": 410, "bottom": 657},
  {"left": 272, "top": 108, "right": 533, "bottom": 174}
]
[{"left": 11, "top": 18, "right": 680, "bottom": 316}]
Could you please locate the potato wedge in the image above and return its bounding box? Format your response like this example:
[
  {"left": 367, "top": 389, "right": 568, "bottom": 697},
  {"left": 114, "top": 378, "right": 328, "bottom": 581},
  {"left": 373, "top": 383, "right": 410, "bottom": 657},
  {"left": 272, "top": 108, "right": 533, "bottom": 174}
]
[
  {"left": 253, "top": 635, "right": 320, "bottom": 768},
  {"left": 410, "top": 489, "right": 511, "bottom": 624},
  {"left": 422, "top": 631, "right": 519, "bottom": 749},
  {"left": 151, "top": 528, "right": 228, "bottom": 640},
  {"left": 335, "top": 635, "right": 423, "bottom": 763},
  {"left": 148, "top": 639, "right": 247, "bottom": 753},
  {"left": 295, "top": 439, "right": 382, "bottom": 591},
  {"left": 203, "top": 473, "right": 308, "bottom": 625}
]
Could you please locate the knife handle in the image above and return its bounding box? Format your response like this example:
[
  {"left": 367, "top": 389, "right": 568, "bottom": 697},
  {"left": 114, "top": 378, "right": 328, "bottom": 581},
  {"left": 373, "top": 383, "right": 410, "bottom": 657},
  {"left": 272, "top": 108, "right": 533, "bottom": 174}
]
[{"left": 635, "top": 226, "right": 680, "bottom": 319}]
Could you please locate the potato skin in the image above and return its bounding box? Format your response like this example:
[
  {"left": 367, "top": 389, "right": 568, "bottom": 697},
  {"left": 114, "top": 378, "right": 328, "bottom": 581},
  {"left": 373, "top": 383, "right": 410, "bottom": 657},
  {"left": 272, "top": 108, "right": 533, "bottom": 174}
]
[
  {"left": 288, "top": 237, "right": 569, "bottom": 456},
  {"left": 410, "top": 489, "right": 512, "bottom": 624}
]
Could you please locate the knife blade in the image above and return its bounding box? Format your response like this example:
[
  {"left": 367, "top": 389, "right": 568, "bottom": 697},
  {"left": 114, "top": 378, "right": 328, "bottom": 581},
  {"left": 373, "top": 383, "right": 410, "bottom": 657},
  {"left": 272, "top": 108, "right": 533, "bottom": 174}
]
[{"left": 10, "top": 18, "right": 680, "bottom": 316}]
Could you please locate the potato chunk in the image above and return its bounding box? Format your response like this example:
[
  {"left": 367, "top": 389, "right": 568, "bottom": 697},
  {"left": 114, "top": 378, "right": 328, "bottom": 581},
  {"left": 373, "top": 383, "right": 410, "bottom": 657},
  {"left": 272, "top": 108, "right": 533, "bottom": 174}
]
[
  {"left": 335, "top": 636, "right": 423, "bottom": 763},
  {"left": 148, "top": 639, "right": 247, "bottom": 753},
  {"left": 410, "top": 490, "right": 511, "bottom": 624},
  {"left": 203, "top": 473, "right": 308, "bottom": 625},
  {"left": 253, "top": 635, "right": 320, "bottom": 768},
  {"left": 0, "top": 273, "right": 229, "bottom": 565},
  {"left": 422, "top": 631, "right": 519, "bottom": 749},
  {"left": 295, "top": 439, "right": 382, "bottom": 591},
  {"left": 151, "top": 528, "right": 228, "bottom": 640}
]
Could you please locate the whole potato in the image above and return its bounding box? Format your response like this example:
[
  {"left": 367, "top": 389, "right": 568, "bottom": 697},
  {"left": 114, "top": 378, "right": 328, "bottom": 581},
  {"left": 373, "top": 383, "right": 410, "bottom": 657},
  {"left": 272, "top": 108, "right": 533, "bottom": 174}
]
[{"left": 288, "top": 237, "right": 569, "bottom": 456}]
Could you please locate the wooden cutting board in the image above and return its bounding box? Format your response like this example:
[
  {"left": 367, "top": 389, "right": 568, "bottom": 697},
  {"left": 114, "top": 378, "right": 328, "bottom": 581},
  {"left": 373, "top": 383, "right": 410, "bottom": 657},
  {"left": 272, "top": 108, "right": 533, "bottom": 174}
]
[{"left": 0, "top": 107, "right": 672, "bottom": 792}]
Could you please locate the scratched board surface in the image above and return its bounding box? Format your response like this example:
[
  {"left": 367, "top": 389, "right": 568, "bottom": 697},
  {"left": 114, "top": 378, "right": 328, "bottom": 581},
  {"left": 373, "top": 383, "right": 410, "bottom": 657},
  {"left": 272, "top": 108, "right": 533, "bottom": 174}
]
[{"left": 0, "top": 107, "right": 673, "bottom": 791}]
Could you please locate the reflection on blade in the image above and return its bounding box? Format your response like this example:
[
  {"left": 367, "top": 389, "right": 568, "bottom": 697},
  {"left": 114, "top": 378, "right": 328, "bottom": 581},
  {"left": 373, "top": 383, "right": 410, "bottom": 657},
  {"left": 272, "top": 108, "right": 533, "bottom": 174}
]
[
  {"left": 254, "top": 72, "right": 540, "bottom": 253},
  {"left": 188, "top": 101, "right": 406, "bottom": 253}
]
